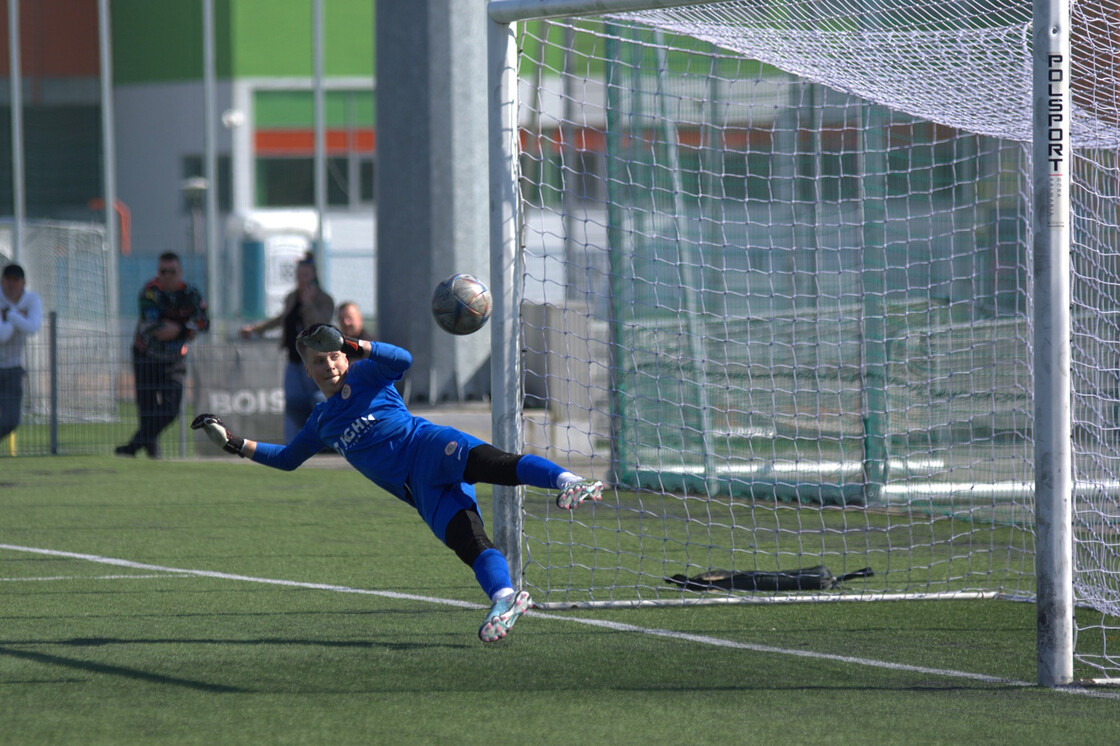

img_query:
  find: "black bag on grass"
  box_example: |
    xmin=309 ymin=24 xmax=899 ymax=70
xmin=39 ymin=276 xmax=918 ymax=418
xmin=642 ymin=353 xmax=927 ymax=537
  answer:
xmin=665 ymin=566 xmax=873 ymax=592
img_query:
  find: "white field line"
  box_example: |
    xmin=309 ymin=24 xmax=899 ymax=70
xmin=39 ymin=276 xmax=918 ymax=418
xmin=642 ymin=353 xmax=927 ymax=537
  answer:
xmin=0 ymin=574 xmax=179 ymax=582
xmin=3 ymin=542 xmax=1118 ymax=700
xmin=0 ymin=543 xmax=483 ymax=610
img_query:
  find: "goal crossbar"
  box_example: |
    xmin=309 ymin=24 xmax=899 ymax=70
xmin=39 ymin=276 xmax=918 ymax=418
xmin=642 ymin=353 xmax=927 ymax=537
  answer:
xmin=489 ymin=0 xmax=711 ymax=24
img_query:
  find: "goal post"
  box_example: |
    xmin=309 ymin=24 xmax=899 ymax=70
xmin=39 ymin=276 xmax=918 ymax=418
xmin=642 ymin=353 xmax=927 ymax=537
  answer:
xmin=487 ymin=13 xmax=526 ymax=584
xmin=486 ymin=0 xmax=1116 ymax=686
xmin=1031 ymin=0 xmax=1073 ymax=688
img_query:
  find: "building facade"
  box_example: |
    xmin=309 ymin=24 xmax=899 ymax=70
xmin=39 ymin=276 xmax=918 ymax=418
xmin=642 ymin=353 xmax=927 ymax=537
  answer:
xmin=1 ymin=0 xmax=378 ymax=322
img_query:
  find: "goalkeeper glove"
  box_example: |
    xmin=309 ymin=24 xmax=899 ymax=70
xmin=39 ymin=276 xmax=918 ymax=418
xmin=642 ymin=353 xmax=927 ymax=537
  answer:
xmin=190 ymin=414 xmax=246 ymax=457
xmin=299 ymin=323 xmax=362 ymax=359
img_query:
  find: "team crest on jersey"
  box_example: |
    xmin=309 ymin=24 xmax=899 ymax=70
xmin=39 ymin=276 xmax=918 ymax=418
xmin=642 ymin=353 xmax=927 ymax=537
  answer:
xmin=444 ymin=440 xmax=458 ymax=456
xmin=341 ymin=384 xmax=351 ymax=399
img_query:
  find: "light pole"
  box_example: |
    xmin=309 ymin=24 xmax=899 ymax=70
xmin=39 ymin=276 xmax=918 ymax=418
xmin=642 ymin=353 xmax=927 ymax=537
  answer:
xmin=180 ymin=176 xmax=210 ymax=458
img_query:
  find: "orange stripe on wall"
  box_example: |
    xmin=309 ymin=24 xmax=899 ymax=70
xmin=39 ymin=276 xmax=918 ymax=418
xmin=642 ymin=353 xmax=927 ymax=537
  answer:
xmin=518 ymin=127 xmax=768 ymax=152
xmin=255 ymin=129 xmax=376 ymax=155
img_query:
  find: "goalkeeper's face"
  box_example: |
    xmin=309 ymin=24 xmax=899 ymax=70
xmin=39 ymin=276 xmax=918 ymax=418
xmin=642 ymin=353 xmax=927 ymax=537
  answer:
xmin=302 ymin=349 xmax=350 ymax=395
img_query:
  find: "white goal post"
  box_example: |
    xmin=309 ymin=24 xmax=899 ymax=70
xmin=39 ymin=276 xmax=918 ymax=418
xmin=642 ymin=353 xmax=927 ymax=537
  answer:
xmin=1031 ymin=0 xmax=1073 ymax=689
xmin=486 ymin=0 xmax=1118 ymax=687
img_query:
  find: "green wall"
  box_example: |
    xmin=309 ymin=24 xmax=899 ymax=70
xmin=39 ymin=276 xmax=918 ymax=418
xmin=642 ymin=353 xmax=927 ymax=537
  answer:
xmin=231 ymin=0 xmax=374 ymax=78
xmin=113 ymin=0 xmax=374 ymax=84
xmin=254 ymin=90 xmax=374 ymax=129
xmin=112 ymin=0 xmax=229 ymax=83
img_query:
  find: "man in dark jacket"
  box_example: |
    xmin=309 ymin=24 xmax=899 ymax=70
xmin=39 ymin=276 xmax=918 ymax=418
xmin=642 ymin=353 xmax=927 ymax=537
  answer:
xmin=116 ymin=252 xmax=209 ymax=458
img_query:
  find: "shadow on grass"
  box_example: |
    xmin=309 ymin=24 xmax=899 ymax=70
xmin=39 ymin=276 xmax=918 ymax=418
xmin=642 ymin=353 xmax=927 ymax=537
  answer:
xmin=0 ymin=631 xmax=475 ymax=696
xmin=2 ymin=635 xmax=461 ymax=652
xmin=0 ymin=645 xmax=247 ymax=693
xmin=56 ymin=636 xmax=442 ymax=650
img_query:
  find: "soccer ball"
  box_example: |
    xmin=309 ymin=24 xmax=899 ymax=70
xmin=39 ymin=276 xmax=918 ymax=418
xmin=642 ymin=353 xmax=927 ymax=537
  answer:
xmin=431 ymin=273 xmax=492 ymax=335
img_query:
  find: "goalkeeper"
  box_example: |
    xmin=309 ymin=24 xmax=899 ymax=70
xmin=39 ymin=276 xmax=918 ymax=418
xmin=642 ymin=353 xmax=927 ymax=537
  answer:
xmin=191 ymin=323 xmax=602 ymax=643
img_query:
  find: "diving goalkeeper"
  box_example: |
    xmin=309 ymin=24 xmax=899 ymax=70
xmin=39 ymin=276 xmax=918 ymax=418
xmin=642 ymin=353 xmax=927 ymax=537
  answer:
xmin=191 ymin=323 xmax=602 ymax=643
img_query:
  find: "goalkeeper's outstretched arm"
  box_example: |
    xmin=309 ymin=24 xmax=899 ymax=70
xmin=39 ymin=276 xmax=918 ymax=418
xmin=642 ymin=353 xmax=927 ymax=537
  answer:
xmin=190 ymin=414 xmax=259 ymax=458
xmin=192 ymin=413 xmax=324 ymax=471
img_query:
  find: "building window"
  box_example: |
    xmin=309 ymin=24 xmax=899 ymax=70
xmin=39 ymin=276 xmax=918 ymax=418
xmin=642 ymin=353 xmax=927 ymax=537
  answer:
xmin=255 ymin=156 xmax=370 ymax=208
xmin=252 ymin=88 xmax=375 ymax=210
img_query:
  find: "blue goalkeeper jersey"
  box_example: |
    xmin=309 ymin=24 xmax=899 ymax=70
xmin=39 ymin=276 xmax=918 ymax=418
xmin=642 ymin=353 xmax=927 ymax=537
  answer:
xmin=250 ymin=341 xmax=484 ymax=536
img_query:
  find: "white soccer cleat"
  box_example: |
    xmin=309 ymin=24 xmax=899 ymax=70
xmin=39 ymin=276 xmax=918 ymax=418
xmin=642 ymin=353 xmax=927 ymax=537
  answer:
xmin=478 ymin=590 xmax=531 ymax=643
xmin=556 ymin=479 xmax=604 ymax=510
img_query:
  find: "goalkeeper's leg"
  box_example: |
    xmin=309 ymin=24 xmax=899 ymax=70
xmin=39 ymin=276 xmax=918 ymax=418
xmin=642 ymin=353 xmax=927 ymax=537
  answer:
xmin=463 ymin=444 xmax=603 ymax=510
xmin=444 ymin=508 xmax=531 ymax=642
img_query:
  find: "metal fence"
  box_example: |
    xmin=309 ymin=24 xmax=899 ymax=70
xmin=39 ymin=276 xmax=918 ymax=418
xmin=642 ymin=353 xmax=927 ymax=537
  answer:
xmin=6 ymin=322 xmax=292 ymax=458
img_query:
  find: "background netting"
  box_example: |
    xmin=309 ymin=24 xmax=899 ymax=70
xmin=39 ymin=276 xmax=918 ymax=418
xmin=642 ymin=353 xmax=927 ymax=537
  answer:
xmin=507 ymin=1 xmax=1120 ymax=680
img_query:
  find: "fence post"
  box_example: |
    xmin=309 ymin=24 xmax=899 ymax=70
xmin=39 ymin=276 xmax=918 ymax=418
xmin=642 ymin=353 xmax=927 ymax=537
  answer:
xmin=49 ymin=311 xmax=58 ymax=454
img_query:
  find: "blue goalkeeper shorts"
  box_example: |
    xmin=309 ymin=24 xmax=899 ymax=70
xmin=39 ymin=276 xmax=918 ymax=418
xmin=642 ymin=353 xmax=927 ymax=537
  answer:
xmin=407 ymin=423 xmax=486 ymax=542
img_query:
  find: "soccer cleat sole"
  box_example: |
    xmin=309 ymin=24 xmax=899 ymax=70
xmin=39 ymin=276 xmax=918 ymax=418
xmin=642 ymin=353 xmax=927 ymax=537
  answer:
xmin=556 ymin=480 xmax=604 ymax=510
xmin=478 ymin=590 xmax=531 ymax=643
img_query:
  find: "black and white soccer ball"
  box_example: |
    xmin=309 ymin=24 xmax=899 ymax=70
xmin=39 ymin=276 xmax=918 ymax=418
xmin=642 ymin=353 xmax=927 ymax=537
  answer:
xmin=431 ymin=273 xmax=492 ymax=335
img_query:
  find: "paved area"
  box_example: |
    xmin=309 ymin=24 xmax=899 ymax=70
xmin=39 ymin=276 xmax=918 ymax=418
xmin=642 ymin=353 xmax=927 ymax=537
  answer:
xmin=299 ymin=401 xmax=602 ymax=480
xmin=297 ymin=402 xmax=491 ymax=469
xmin=314 ymin=401 xmax=600 ymax=477
xmin=410 ymin=402 xmax=494 ymax=442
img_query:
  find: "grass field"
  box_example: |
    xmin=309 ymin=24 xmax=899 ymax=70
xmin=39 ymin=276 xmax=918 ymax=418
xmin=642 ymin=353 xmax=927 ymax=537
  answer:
xmin=2 ymin=455 xmax=1119 ymax=744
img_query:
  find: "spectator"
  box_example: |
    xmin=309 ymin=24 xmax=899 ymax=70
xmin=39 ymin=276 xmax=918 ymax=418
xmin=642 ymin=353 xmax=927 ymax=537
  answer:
xmin=0 ymin=263 xmax=44 ymax=444
xmin=336 ymin=301 xmax=370 ymax=340
xmin=116 ymin=252 xmax=209 ymax=458
xmin=240 ymin=251 xmax=334 ymax=440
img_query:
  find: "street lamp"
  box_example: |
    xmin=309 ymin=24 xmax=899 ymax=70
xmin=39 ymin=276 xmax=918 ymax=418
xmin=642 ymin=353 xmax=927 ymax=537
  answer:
xmin=182 ymin=176 xmax=209 ymax=257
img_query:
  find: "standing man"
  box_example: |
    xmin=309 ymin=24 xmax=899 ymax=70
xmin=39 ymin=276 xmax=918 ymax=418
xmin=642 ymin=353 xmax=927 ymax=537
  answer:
xmin=116 ymin=252 xmax=209 ymax=458
xmin=0 ymin=263 xmax=43 ymax=444
xmin=336 ymin=301 xmax=370 ymax=340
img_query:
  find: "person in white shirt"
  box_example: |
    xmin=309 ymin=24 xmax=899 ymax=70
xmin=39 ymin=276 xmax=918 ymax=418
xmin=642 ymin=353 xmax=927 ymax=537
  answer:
xmin=0 ymin=263 xmax=44 ymax=442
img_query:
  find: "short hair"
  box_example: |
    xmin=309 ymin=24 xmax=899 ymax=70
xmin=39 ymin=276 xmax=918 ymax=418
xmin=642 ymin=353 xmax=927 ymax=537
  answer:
xmin=295 ymin=326 xmax=325 ymax=364
xmin=158 ymin=251 xmax=181 ymax=265
xmin=2 ymin=263 xmax=25 ymax=280
xmin=295 ymin=324 xmax=347 ymax=365
xmin=295 ymin=334 xmax=312 ymax=363
xmin=337 ymin=301 xmax=359 ymax=315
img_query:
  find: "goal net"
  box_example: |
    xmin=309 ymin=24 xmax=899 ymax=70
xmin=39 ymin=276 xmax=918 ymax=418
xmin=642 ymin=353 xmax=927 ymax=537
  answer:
xmin=491 ymin=0 xmax=1120 ymax=682
xmin=1 ymin=221 xmax=119 ymax=453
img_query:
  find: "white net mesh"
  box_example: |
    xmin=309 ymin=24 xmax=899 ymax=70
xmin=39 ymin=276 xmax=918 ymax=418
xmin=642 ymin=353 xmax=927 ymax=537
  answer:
xmin=1 ymin=222 xmax=119 ymax=436
xmin=505 ymin=0 xmax=1120 ymax=680
xmin=610 ymin=1 xmax=1120 ymax=147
